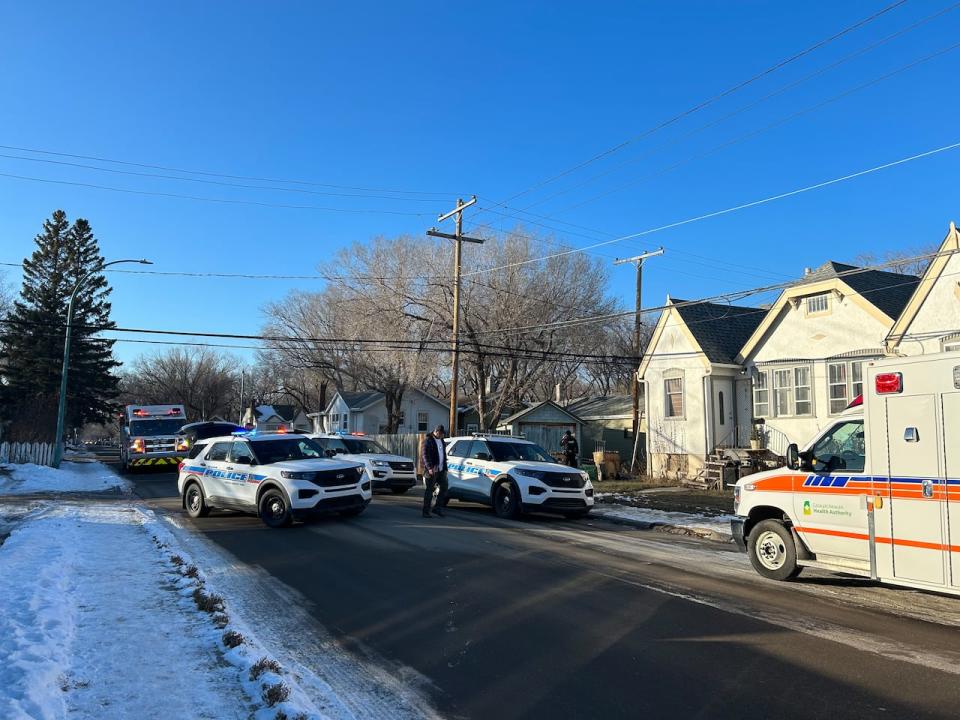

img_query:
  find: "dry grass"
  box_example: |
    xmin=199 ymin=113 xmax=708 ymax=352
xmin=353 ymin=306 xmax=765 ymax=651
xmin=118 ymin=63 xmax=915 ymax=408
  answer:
xmin=183 ymin=564 xmax=200 ymax=579
xmin=212 ymin=613 xmax=230 ymax=629
xmin=250 ymin=657 xmax=283 ymax=681
xmin=192 ymin=588 xmax=225 ymax=614
xmin=222 ymin=630 xmax=244 ymax=648
xmin=170 ymin=554 xmax=185 ymax=566
xmin=261 ymin=682 xmax=290 ymax=707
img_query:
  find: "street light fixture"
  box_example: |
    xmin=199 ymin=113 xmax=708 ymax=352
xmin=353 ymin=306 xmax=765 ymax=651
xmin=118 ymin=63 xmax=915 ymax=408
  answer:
xmin=52 ymin=258 xmax=153 ymax=467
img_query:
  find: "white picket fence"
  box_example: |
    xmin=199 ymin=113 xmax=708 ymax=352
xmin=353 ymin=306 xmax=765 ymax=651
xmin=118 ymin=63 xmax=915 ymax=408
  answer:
xmin=0 ymin=441 xmax=56 ymax=466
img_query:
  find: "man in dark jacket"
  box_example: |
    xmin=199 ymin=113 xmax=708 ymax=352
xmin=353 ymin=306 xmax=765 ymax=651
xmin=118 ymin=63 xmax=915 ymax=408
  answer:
xmin=560 ymin=430 xmax=579 ymax=468
xmin=421 ymin=425 xmax=448 ymax=517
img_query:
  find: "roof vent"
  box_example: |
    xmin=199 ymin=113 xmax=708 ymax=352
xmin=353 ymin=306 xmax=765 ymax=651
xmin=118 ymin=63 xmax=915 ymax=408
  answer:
xmin=803 ymin=267 xmax=812 ymax=276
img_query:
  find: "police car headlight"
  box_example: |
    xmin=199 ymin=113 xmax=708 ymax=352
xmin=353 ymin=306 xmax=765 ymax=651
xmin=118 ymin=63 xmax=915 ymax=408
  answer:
xmin=371 ymin=460 xmax=390 ymax=467
xmin=515 ymin=469 xmax=546 ymax=480
xmin=281 ymin=471 xmax=317 ymax=480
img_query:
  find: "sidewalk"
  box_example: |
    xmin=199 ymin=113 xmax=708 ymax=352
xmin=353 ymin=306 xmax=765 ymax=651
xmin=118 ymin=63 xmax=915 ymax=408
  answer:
xmin=0 ymin=463 xmax=330 ymax=720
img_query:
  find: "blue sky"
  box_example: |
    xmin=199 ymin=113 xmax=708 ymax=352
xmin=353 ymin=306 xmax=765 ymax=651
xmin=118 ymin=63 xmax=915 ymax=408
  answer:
xmin=1 ymin=1 xmax=958 ymax=364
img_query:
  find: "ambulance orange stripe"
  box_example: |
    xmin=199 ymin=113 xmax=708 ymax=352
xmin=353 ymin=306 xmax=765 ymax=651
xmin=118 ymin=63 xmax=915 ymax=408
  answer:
xmin=794 ymin=525 xmax=960 ymax=553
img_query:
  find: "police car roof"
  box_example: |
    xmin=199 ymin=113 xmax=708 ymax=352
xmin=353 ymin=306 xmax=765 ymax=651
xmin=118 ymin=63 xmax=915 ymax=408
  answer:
xmin=205 ymin=432 xmax=310 ymax=442
xmin=449 ymin=434 xmax=532 ymax=443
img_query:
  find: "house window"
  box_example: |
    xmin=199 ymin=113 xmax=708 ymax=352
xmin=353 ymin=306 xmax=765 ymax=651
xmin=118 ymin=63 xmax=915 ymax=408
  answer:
xmin=753 ymin=371 xmax=769 ymax=418
xmin=417 ymin=411 xmax=429 ymax=432
xmin=398 ymin=410 xmax=406 ymax=428
xmin=828 ymin=360 xmax=864 ymax=414
xmin=942 ymin=335 xmax=960 ymax=352
xmin=664 ymin=377 xmax=684 ymax=418
xmin=805 ymin=293 xmax=830 ymax=315
xmin=718 ymin=392 xmax=725 ymax=425
xmin=467 ymin=423 xmax=478 ymax=433
xmin=341 ymin=413 xmax=348 ymax=431
xmin=773 ymin=365 xmax=812 ymax=417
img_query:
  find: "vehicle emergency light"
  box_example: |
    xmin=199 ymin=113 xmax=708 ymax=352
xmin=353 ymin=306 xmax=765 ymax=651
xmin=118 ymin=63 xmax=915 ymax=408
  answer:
xmin=277 ymin=425 xmax=288 ymax=434
xmin=875 ymin=372 xmax=903 ymax=395
xmin=133 ymin=408 xmax=147 ymax=416
xmin=167 ymin=408 xmax=182 ymax=415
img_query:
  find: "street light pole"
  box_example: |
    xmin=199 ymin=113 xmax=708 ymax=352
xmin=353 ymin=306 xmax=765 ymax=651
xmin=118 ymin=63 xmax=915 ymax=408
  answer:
xmin=52 ymin=258 xmax=152 ymax=467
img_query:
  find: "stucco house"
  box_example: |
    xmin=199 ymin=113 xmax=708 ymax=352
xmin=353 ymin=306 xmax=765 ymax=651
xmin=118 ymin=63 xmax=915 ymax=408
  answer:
xmin=639 ymin=299 xmax=764 ymax=480
xmin=885 ymin=222 xmax=960 ymax=355
xmin=311 ymin=389 xmax=449 ymax=435
xmin=637 ymin=229 xmax=960 ymax=481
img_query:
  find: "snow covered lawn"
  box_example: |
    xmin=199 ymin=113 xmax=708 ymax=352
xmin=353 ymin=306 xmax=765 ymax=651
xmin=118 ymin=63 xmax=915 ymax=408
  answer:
xmin=0 ymin=461 xmax=131 ymax=496
xmin=591 ymin=504 xmax=736 ymax=542
xmin=0 ymin=501 xmax=322 ymax=719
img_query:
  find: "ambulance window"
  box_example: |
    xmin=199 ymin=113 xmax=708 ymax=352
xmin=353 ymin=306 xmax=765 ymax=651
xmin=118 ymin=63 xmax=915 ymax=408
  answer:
xmin=812 ymin=420 xmax=865 ymax=473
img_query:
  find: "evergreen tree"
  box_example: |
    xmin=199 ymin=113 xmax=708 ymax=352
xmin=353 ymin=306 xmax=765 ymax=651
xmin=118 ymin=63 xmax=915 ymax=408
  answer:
xmin=0 ymin=210 xmax=120 ymax=441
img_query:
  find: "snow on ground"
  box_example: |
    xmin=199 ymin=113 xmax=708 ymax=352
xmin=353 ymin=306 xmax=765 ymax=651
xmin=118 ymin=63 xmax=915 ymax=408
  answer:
xmin=0 ymin=461 xmax=131 ymax=496
xmin=0 ymin=500 xmax=325 ymax=719
xmin=591 ymin=504 xmax=736 ymax=541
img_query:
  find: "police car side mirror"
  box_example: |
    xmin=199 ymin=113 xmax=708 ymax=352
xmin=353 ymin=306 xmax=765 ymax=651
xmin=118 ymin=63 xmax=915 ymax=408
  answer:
xmin=785 ymin=443 xmax=800 ymax=470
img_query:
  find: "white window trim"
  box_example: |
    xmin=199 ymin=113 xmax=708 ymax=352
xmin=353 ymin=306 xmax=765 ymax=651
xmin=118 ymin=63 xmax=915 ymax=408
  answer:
xmin=417 ymin=411 xmax=429 ymax=432
xmin=804 ymin=292 xmax=831 ymax=317
xmin=827 ymin=360 xmax=865 ymax=415
xmin=771 ymin=364 xmax=814 ymax=418
xmin=942 ymin=334 xmax=960 ymax=352
xmin=663 ymin=371 xmax=685 ymax=420
xmin=752 ymin=370 xmax=769 ymax=419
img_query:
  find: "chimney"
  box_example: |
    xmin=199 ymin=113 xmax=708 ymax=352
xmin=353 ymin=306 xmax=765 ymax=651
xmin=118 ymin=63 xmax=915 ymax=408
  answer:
xmin=554 ymin=383 xmax=562 ymax=404
xmin=803 ymin=267 xmax=812 ymax=276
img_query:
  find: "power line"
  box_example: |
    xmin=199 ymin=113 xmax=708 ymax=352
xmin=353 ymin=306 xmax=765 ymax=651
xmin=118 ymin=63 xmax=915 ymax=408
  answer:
xmin=0 ymin=152 xmax=445 ymax=203
xmin=0 ymin=172 xmax=434 ymax=216
xmin=467 ymin=0 xmax=910 ymax=227
xmin=0 ymin=144 xmax=459 ymax=196
xmin=460 ymin=139 xmax=960 ymax=279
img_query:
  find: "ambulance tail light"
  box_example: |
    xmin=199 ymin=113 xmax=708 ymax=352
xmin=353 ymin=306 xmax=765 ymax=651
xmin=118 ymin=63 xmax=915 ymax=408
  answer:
xmin=875 ymin=372 xmax=903 ymax=395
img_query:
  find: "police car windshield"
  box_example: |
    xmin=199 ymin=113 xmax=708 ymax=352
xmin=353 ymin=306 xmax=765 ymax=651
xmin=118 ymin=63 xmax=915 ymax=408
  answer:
xmin=250 ymin=438 xmax=325 ymax=464
xmin=489 ymin=441 xmax=554 ymax=463
xmin=129 ymin=419 xmax=184 ymax=436
xmin=341 ymin=438 xmax=389 ymax=454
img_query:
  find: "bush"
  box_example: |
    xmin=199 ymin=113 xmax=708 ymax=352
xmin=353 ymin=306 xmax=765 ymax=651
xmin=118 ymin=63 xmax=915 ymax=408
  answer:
xmin=262 ymin=682 xmax=290 ymax=707
xmin=183 ymin=564 xmax=200 ymax=579
xmin=192 ymin=588 xmax=225 ymax=614
xmin=250 ymin=657 xmax=282 ymax=680
xmin=170 ymin=555 xmax=185 ymax=566
xmin=222 ymin=630 xmax=244 ymax=648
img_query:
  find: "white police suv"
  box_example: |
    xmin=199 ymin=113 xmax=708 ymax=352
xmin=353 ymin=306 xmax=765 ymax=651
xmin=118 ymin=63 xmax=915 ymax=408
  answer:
xmin=309 ymin=433 xmax=418 ymax=494
xmin=445 ymin=434 xmax=594 ymax=519
xmin=177 ymin=432 xmax=371 ymax=528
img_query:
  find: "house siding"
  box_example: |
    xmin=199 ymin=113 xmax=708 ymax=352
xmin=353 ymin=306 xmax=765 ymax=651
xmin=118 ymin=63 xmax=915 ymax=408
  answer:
xmin=642 ymin=313 xmax=709 ymax=480
xmin=893 ymin=251 xmax=960 ymax=355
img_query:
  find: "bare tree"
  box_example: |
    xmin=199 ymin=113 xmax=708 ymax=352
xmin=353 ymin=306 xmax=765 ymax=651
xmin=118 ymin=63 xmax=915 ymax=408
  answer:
xmin=854 ymin=244 xmax=938 ymax=276
xmin=120 ymin=347 xmax=239 ymax=421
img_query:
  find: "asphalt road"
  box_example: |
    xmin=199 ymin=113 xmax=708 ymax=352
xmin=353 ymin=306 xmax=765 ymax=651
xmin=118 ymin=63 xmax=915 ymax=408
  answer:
xmin=130 ymin=468 xmax=960 ymax=720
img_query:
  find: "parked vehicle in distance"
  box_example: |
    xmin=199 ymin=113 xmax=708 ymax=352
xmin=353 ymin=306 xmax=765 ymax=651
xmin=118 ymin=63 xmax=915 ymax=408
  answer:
xmin=445 ymin=434 xmax=594 ymax=519
xmin=177 ymin=432 xmax=371 ymax=528
xmin=309 ymin=432 xmax=418 ymax=494
xmin=120 ymin=404 xmax=188 ymax=472
xmin=176 ymin=421 xmax=244 ymax=454
xmin=733 ymin=352 xmax=960 ymax=596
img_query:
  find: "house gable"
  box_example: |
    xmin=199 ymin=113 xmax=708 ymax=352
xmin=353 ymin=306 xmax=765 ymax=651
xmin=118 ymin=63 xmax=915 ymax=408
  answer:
xmin=638 ymin=299 xmax=710 ymax=379
xmin=886 ymin=222 xmax=960 ymax=353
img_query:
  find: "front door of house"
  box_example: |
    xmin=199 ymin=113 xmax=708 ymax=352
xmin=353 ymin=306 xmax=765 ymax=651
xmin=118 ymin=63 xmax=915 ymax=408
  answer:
xmin=713 ymin=378 xmax=735 ymax=448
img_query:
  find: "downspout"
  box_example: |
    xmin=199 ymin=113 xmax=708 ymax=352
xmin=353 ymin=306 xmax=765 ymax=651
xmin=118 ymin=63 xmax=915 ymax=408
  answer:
xmin=703 ymin=374 xmax=713 ymax=463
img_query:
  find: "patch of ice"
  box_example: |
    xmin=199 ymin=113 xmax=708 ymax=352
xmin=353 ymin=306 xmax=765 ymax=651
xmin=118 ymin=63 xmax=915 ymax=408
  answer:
xmin=592 ymin=504 xmax=735 ymax=540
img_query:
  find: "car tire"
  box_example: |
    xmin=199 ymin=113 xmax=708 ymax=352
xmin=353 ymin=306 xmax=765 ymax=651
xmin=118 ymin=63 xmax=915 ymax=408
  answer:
xmin=390 ymin=487 xmax=409 ymax=495
xmin=493 ymin=479 xmax=521 ymax=519
xmin=340 ymin=506 xmax=366 ymax=518
xmin=565 ymin=510 xmax=590 ymax=520
xmin=259 ymin=489 xmax=293 ymax=528
xmin=184 ymin=481 xmax=211 ymax=518
xmin=748 ymin=519 xmax=802 ymax=581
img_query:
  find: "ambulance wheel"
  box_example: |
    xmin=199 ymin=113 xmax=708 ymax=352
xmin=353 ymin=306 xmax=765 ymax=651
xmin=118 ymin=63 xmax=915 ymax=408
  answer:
xmin=184 ymin=482 xmax=210 ymax=518
xmin=259 ymin=489 xmax=292 ymax=528
xmin=748 ymin=519 xmax=801 ymax=581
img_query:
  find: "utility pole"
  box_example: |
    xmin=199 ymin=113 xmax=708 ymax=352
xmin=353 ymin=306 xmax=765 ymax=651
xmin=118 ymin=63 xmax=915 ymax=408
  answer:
xmin=614 ymin=247 xmax=663 ymax=473
xmin=427 ymin=196 xmax=484 ymax=434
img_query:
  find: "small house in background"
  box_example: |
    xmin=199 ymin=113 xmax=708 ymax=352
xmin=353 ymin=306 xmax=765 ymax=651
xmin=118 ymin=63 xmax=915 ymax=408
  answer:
xmin=242 ymin=404 xmax=312 ymax=433
xmin=565 ymin=394 xmax=641 ymax=460
xmin=311 ymin=389 xmax=448 ymax=435
xmin=495 ymin=400 xmax=583 ymax=455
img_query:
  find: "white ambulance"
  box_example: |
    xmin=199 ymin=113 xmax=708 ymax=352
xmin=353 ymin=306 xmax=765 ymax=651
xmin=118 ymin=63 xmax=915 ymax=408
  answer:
xmin=732 ymin=352 xmax=960 ymax=596
xmin=120 ymin=404 xmax=188 ymax=472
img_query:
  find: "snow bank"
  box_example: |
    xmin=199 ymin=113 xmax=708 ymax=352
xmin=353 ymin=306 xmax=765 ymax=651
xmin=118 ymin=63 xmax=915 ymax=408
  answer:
xmin=0 ymin=461 xmax=131 ymax=495
xmin=592 ymin=504 xmax=735 ymax=541
xmin=0 ymin=502 xmax=324 ymax=719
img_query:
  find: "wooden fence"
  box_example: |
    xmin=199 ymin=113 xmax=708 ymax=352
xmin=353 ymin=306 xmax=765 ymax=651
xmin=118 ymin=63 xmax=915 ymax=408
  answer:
xmin=367 ymin=432 xmax=424 ymax=467
xmin=0 ymin=441 xmax=56 ymax=466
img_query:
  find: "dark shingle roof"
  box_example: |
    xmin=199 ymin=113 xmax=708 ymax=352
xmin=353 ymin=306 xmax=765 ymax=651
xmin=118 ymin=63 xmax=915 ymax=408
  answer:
xmin=670 ymin=299 xmax=764 ymax=364
xmin=565 ymin=395 xmax=634 ymax=418
xmin=804 ymin=261 xmax=919 ymax=320
xmin=339 ymin=390 xmax=384 ymax=409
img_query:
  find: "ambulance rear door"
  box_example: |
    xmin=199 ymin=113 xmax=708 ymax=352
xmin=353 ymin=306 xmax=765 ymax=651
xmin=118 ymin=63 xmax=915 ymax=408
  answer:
xmin=943 ymin=389 xmax=960 ymax=588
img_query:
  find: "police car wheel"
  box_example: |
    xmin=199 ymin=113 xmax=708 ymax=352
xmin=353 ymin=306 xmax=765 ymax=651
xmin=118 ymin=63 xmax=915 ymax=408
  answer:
xmin=185 ymin=482 xmax=210 ymax=518
xmin=259 ymin=489 xmax=292 ymax=528
xmin=749 ymin=519 xmax=801 ymax=581
xmin=493 ymin=480 xmax=520 ymax=519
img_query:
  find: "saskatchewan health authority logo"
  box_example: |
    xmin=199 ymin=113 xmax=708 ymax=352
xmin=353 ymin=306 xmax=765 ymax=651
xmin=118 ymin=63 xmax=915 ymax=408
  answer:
xmin=803 ymin=500 xmax=812 ymax=516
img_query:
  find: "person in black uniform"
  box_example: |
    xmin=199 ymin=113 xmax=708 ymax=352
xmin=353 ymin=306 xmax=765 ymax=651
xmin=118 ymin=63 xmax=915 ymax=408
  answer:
xmin=560 ymin=430 xmax=579 ymax=468
xmin=421 ymin=425 xmax=448 ymax=517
